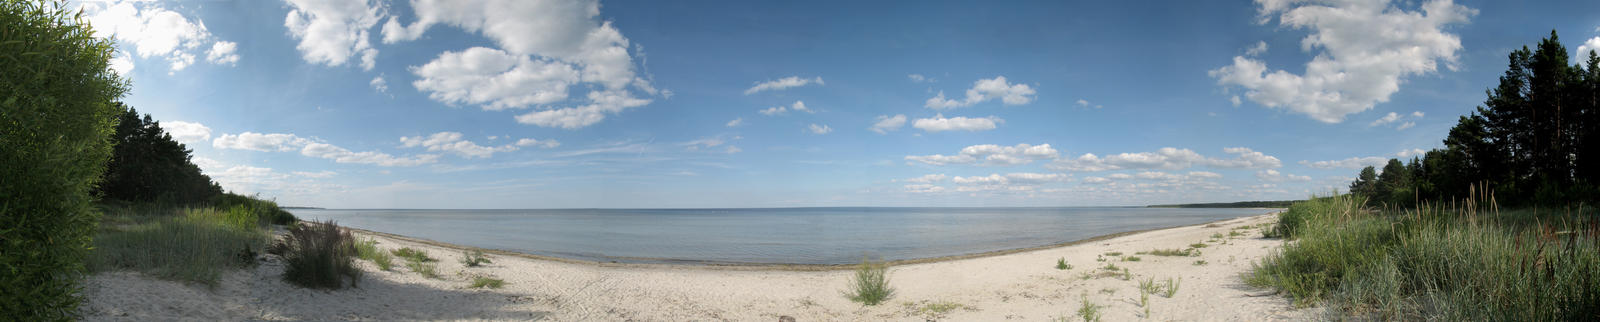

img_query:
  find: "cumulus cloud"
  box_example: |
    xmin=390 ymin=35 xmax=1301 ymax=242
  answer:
xmin=758 ymin=101 xmax=812 ymax=116
xmin=912 ymin=114 xmax=1003 ymax=132
xmin=514 ymin=138 xmax=560 ymax=149
xmin=283 ymin=0 xmax=383 ymax=70
xmin=743 ymin=76 xmax=824 ymax=95
xmin=164 ymin=121 xmax=212 ymax=144
xmin=907 ymin=74 xmax=934 ymax=83
xmin=1246 ymin=40 xmax=1269 ymax=56
xmin=391 ymin=0 xmax=659 ymax=128
xmin=1299 ymin=156 xmax=1390 ymax=169
xmin=726 ymin=117 xmax=743 ymax=127
xmin=902 ymin=174 xmax=948 ymax=184
xmin=869 ymin=114 xmax=907 ymax=134
xmin=214 ymin=132 xmax=438 ymax=166
xmin=292 ymin=171 xmax=338 ymax=178
xmin=400 ymin=132 xmax=523 ymax=158
xmin=1257 ymin=169 xmax=1312 ymax=182
xmin=906 ymin=143 xmax=1057 ymax=166
xmin=82 ymin=1 xmax=239 ymax=73
xmin=924 ymin=76 xmax=1037 ymax=109
xmin=1048 ymin=147 xmax=1280 ymax=171
xmin=1369 ymin=110 xmax=1424 ymax=130
xmin=807 ymin=124 xmax=833 ymax=135
xmin=1210 ymin=0 xmax=1475 ymax=123
xmin=1396 ymin=148 xmax=1426 ymax=158
xmin=370 ymin=75 xmax=388 ymax=93
xmin=1579 ymin=36 xmax=1600 ymax=59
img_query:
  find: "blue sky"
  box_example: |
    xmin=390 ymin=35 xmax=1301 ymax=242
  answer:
xmin=78 ymin=0 xmax=1600 ymax=208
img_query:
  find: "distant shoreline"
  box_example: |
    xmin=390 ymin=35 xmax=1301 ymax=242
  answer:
xmin=341 ymin=209 xmax=1282 ymax=271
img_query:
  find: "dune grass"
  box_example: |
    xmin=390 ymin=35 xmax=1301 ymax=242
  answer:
xmin=461 ymin=250 xmax=492 ymax=267
xmin=1144 ymin=248 xmax=1195 ymax=257
xmin=469 ymin=276 xmax=505 ymax=289
xmin=1247 ymin=193 xmax=1600 ymax=320
xmin=391 ymin=247 xmax=435 ymax=263
xmin=353 ymin=238 xmax=394 ymax=271
xmin=278 ymin=220 xmax=361 ymax=289
xmin=1055 ymin=257 xmax=1072 ymax=270
xmin=88 ymin=207 xmax=267 ymax=287
xmin=1076 ymin=296 xmax=1102 ymax=322
xmin=844 ymin=257 xmax=894 ymax=306
xmin=1122 ymin=256 xmax=1141 ymax=262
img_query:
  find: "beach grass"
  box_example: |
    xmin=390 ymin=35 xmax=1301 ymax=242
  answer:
xmin=461 ymin=250 xmax=492 ymax=267
xmin=1076 ymin=296 xmax=1102 ymax=322
xmin=1162 ymin=277 xmax=1181 ymax=298
xmin=353 ymin=238 xmax=394 ymax=271
xmin=1123 ymin=256 xmax=1141 ymax=262
xmin=279 ymin=220 xmax=361 ymax=289
xmin=88 ymin=207 xmax=267 ymax=287
xmin=1246 ymin=194 xmax=1600 ymax=320
xmin=1145 ymin=248 xmax=1196 ymax=257
xmin=844 ymin=257 xmax=894 ymax=306
xmin=469 ymin=276 xmax=505 ymax=289
xmin=392 ymin=247 xmax=435 ymax=263
xmin=1055 ymin=257 xmax=1071 ymax=270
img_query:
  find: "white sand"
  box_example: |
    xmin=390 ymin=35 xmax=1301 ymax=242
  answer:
xmin=80 ymin=212 xmax=1313 ymax=321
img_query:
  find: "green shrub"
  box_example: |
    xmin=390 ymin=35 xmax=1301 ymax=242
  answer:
xmin=211 ymin=193 xmax=297 ymax=225
xmin=87 ymin=208 xmax=266 ymax=286
xmin=0 ymin=1 xmax=131 ymax=318
xmin=1055 ymin=257 xmax=1071 ymax=270
xmin=279 ymin=221 xmax=360 ymax=289
xmin=461 ymin=250 xmax=492 ymax=267
xmin=845 ymin=257 xmax=894 ymax=306
xmin=470 ymin=276 xmax=505 ymax=289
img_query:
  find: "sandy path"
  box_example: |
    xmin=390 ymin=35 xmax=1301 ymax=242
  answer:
xmin=80 ymin=212 xmax=1311 ymax=321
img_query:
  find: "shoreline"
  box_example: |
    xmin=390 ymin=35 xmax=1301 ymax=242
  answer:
xmin=344 ymin=209 xmax=1283 ymax=271
xmin=81 ymin=210 xmax=1309 ymax=321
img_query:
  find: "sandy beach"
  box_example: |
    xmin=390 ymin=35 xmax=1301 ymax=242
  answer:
xmin=79 ymin=212 xmax=1311 ymax=321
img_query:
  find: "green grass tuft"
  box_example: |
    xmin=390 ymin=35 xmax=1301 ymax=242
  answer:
xmin=845 ymin=257 xmax=894 ymax=306
xmin=469 ymin=276 xmax=505 ymax=289
xmin=461 ymin=250 xmax=492 ymax=267
xmin=391 ymin=247 xmax=435 ymax=263
xmin=1123 ymin=256 xmax=1141 ymax=262
xmin=278 ymin=220 xmax=360 ymax=289
xmin=1076 ymin=296 xmax=1102 ymax=322
xmin=1055 ymin=257 xmax=1071 ymax=270
xmin=353 ymin=238 xmax=393 ymax=271
xmin=88 ymin=207 xmax=267 ymax=287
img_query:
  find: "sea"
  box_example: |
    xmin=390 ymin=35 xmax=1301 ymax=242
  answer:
xmin=290 ymin=207 xmax=1276 ymax=265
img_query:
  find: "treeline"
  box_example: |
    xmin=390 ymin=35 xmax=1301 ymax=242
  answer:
xmin=1348 ymin=31 xmax=1600 ymax=207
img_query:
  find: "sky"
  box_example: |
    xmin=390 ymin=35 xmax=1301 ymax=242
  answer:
xmin=74 ymin=0 xmax=1600 ymax=209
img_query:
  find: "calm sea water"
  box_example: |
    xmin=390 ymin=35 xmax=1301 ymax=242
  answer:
xmin=290 ymin=207 xmax=1275 ymax=265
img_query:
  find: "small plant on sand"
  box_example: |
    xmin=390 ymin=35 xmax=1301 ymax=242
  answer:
xmin=1123 ymin=256 xmax=1141 ymax=262
xmin=391 ymin=247 xmax=435 ymax=262
xmin=1162 ymin=277 xmax=1181 ymax=298
xmin=845 ymin=257 xmax=894 ymax=306
xmin=1229 ymin=230 xmax=1245 ymax=237
xmin=1099 ymin=263 xmax=1120 ymax=271
xmin=1188 ymin=243 xmax=1208 ymax=249
xmin=1192 ymin=260 xmax=1208 ymax=266
xmin=1120 ymin=268 xmax=1132 ymax=281
xmin=909 ymin=300 xmax=971 ymax=319
xmin=1211 ymin=233 xmax=1225 ymax=239
xmin=469 ymin=276 xmax=505 ymax=289
xmin=406 ymin=260 xmax=440 ymax=279
xmin=1145 ymin=248 xmax=1193 ymax=257
xmin=1104 ymin=251 xmax=1123 ymax=256
xmin=279 ymin=220 xmax=360 ymax=289
xmin=1055 ymin=257 xmax=1072 ymax=270
xmin=1077 ymin=296 xmax=1103 ymax=322
xmin=461 ymin=250 xmax=492 ymax=267
xmin=353 ymin=238 xmax=394 ymax=271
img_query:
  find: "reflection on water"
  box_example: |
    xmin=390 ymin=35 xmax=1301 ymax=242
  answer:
xmin=292 ymin=207 xmax=1273 ymax=265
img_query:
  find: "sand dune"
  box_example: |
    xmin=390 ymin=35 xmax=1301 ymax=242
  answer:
xmin=80 ymin=212 xmax=1311 ymax=321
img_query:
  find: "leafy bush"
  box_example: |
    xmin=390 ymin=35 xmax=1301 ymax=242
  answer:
xmin=461 ymin=250 xmax=492 ymax=267
xmin=0 ymin=1 xmax=131 ymax=318
xmin=278 ymin=221 xmax=360 ymax=289
xmin=87 ymin=208 xmax=267 ymax=286
xmin=844 ymin=257 xmax=894 ymax=306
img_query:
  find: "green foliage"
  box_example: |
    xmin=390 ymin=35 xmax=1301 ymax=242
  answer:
xmin=1103 ymin=251 xmax=1122 ymax=256
xmin=1055 ymin=257 xmax=1071 ymax=270
xmin=469 ymin=276 xmax=505 ymax=289
xmin=1162 ymin=277 xmax=1181 ymax=298
xmin=211 ymin=193 xmax=297 ymax=226
xmin=87 ymin=208 xmax=267 ymax=286
xmin=461 ymin=250 xmax=492 ymax=267
xmin=353 ymin=239 xmax=393 ymax=271
xmin=406 ymin=260 xmax=440 ymax=279
xmin=97 ymin=104 xmax=221 ymax=204
xmin=0 ymin=1 xmax=131 ymax=318
xmin=279 ymin=221 xmax=360 ymax=289
xmin=844 ymin=257 xmax=894 ymax=306
xmin=1122 ymin=256 xmax=1141 ymax=262
xmin=392 ymin=247 xmax=434 ymax=263
xmin=1076 ymin=296 xmax=1102 ymax=322
xmin=1145 ymin=248 xmax=1196 ymax=256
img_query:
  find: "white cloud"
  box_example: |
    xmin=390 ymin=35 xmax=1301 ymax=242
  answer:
xmin=1396 ymin=148 xmax=1426 ymax=158
xmin=205 ymin=41 xmax=239 ymax=65
xmin=283 ymin=0 xmax=383 ymax=70
xmin=1369 ymin=110 xmax=1425 ymax=129
xmin=1578 ymin=36 xmax=1600 ymax=60
xmin=164 ymin=121 xmax=212 ymax=144
xmin=1230 ymin=95 xmax=1242 ymax=107
xmin=391 ymin=0 xmax=659 ymax=128
xmin=1049 ymin=147 xmax=1280 ymax=171
xmin=903 ymin=184 xmax=946 ymax=193
xmin=214 ymin=132 xmax=438 ymax=166
xmin=1188 ymin=171 xmax=1224 ymax=179
xmin=907 ymin=74 xmax=934 ymax=83
xmin=743 ymin=76 xmax=823 ymax=95
xmin=724 ymin=146 xmax=742 ymax=154
xmin=411 ymin=47 xmax=580 ymax=110
xmin=726 ymin=118 xmax=744 ymax=127
xmin=1412 ymin=111 xmax=1425 ymax=118
xmin=292 ymin=171 xmax=338 ymax=178
xmin=924 ymin=76 xmax=1036 ymax=109
xmin=1369 ymin=112 xmax=1402 ymax=126
xmin=81 ymin=1 xmax=238 ymax=73
xmin=682 ymin=136 xmax=737 ymax=151
xmin=1299 ymin=156 xmax=1390 ymax=169
xmin=902 ymin=174 xmax=948 ymax=184
xmin=515 ymin=138 xmax=561 ymax=149
xmin=912 ymin=114 xmax=1003 ymax=132
xmin=370 ymin=75 xmax=388 ymax=93
xmin=1246 ymin=40 xmax=1269 ymax=56
xmin=1396 ymin=122 xmax=1416 ymax=130
xmin=870 ymin=114 xmax=907 ymax=134
xmin=1210 ymin=0 xmax=1475 ymax=123
xmin=1257 ymin=169 xmax=1311 ymax=182
xmin=514 ymin=89 xmax=652 ymax=129
xmin=807 ymin=124 xmax=833 ymax=135
xmin=758 ymin=101 xmax=811 ymax=116
xmin=401 ymin=132 xmax=519 ymax=158
xmin=906 ymin=143 xmax=1057 ymax=166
